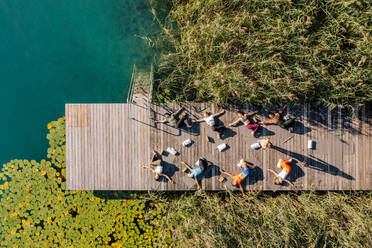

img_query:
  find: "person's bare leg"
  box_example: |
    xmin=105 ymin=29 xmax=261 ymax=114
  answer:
xmin=160 ymin=173 xmax=175 ymax=184
xmin=239 ymin=184 xmax=244 ymax=194
xmin=217 ymin=132 xmax=221 ymax=140
xmin=219 ymin=169 xmax=233 ymax=178
xmin=194 ymin=178 xmax=201 ymax=190
xmin=181 ymin=161 xmax=192 ymax=170
xmin=186 ymin=118 xmax=192 ymax=128
xmin=174 ymin=106 xmax=184 ymax=116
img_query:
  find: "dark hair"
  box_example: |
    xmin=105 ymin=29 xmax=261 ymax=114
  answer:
xmin=205 ymin=111 xmax=211 ymax=116
xmin=164 ymin=113 xmax=171 ymax=117
xmin=237 ymin=110 xmax=244 ymax=115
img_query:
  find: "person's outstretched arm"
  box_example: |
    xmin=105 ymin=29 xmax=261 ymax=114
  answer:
xmin=278 ymin=105 xmax=287 ymax=114
xmin=228 ymin=118 xmax=242 ymax=127
xmin=159 ymin=173 xmax=175 ymax=184
xmin=155 ymin=119 xmax=167 ymax=124
xmin=142 ymin=166 xmax=155 ymax=173
xmin=173 ymin=106 xmax=184 ymax=116
xmin=213 ymin=109 xmax=226 ymax=117
xmin=267 ymin=169 xmax=279 ymax=178
xmin=181 ymin=161 xmax=192 ymax=170
xmin=246 ymin=110 xmax=259 ymax=116
xmin=192 ymin=117 xmax=205 ymax=123
xmin=194 ymin=178 xmax=201 ymax=190
xmin=262 ymin=117 xmax=275 ymax=125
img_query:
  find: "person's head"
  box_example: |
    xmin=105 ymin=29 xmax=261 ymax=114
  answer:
xmin=237 ymin=110 xmax=244 ymax=117
xmin=187 ymin=173 xmax=194 ymax=178
xmin=154 ymin=174 xmax=160 ymax=180
xmin=263 ymin=138 xmax=272 ymax=149
xmin=241 ymin=160 xmax=252 ymax=170
xmin=273 ymin=177 xmax=283 ymax=185
xmin=231 ymin=180 xmax=237 ymax=186
xmin=268 ymin=113 xmax=275 ymax=118
xmin=164 ymin=113 xmax=171 ymax=118
xmin=204 ymin=111 xmax=212 ymax=117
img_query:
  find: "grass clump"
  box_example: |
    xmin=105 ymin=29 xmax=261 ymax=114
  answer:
xmin=153 ymin=0 xmax=371 ymax=108
xmin=155 ymin=191 xmax=372 ymax=247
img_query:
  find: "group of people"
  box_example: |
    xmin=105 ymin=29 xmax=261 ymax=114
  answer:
xmin=143 ymin=105 xmax=298 ymax=193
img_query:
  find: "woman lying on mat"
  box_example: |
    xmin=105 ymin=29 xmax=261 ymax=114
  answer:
xmin=142 ymin=150 xmax=175 ymax=184
xmin=181 ymin=158 xmax=210 ymax=190
xmin=192 ymin=109 xmax=226 ymax=139
xmin=155 ymin=106 xmax=192 ymax=128
xmin=267 ymin=159 xmax=295 ymax=187
xmin=219 ymin=160 xmax=256 ymax=194
xmin=228 ymin=110 xmax=259 ymax=127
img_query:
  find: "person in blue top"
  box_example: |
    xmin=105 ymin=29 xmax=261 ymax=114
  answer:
xmin=219 ymin=160 xmax=256 ymax=194
xmin=181 ymin=158 xmax=210 ymax=190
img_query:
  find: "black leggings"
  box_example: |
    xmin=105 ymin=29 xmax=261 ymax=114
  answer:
xmin=211 ymin=124 xmax=226 ymax=134
xmin=280 ymin=118 xmax=295 ymax=129
xmin=175 ymin=115 xmax=189 ymax=128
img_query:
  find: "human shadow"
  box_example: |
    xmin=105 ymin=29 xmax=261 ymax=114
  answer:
xmin=286 ymin=160 xmax=305 ymax=183
xmin=93 ymin=191 xmax=136 ymax=200
xmin=258 ymin=126 xmax=275 ymax=137
xmin=202 ymin=163 xmax=221 ymax=179
xmin=271 ymin=145 xmax=354 ymax=180
xmin=158 ymin=161 xmax=179 ymax=183
xmin=214 ymin=119 xmax=237 ymax=140
xmin=222 ymin=128 xmax=237 ymax=140
xmin=291 ymin=120 xmax=312 ymax=135
xmin=245 ymin=166 xmax=264 ymax=186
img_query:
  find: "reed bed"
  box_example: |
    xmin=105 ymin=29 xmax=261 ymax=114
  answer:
xmin=152 ymin=191 xmax=372 ymax=247
xmin=152 ymin=0 xmax=371 ymax=109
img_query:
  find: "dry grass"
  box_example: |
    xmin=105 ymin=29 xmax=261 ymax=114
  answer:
xmin=152 ymin=0 xmax=371 ymax=109
xmin=151 ymin=191 xmax=372 ymax=247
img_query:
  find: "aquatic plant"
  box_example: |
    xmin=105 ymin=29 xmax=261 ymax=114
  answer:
xmin=0 ymin=118 xmax=167 ymax=247
xmin=153 ymin=0 xmax=371 ymax=108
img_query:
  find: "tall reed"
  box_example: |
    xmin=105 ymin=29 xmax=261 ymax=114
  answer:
xmin=152 ymin=0 xmax=371 ymax=108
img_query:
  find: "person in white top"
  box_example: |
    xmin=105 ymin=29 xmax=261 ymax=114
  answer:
xmin=192 ymin=109 xmax=226 ymax=139
xmin=267 ymin=158 xmax=295 ymax=187
xmin=142 ymin=150 xmax=175 ymax=184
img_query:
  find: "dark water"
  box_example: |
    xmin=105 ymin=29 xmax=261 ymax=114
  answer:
xmin=0 ymin=0 xmax=157 ymax=163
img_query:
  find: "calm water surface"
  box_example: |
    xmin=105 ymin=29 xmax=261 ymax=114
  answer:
xmin=0 ymin=0 xmax=156 ymax=163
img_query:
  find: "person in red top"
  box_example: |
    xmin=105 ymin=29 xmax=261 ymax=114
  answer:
xmin=267 ymin=158 xmax=295 ymax=187
xmin=219 ymin=160 xmax=256 ymax=194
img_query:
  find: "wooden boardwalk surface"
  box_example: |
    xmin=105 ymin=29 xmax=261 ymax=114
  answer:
xmin=66 ymin=101 xmax=372 ymax=191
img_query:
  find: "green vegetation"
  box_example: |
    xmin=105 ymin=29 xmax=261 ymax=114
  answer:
xmin=0 ymin=118 xmax=169 ymax=248
xmin=153 ymin=0 xmax=371 ymax=108
xmin=1 ymin=119 xmax=371 ymax=247
xmin=157 ymin=191 xmax=372 ymax=247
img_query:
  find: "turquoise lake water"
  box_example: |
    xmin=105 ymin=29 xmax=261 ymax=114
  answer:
xmin=0 ymin=0 xmax=157 ymax=164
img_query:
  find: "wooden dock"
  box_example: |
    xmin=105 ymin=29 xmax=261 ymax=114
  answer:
xmin=66 ymin=101 xmax=372 ymax=191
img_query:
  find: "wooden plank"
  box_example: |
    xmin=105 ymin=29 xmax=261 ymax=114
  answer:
xmin=66 ymin=103 xmax=372 ymax=191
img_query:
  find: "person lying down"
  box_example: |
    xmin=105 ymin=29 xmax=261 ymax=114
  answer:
xmin=142 ymin=150 xmax=175 ymax=184
xmin=181 ymin=158 xmax=210 ymax=190
xmin=267 ymin=159 xmax=295 ymax=187
xmin=219 ymin=159 xmax=256 ymax=194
